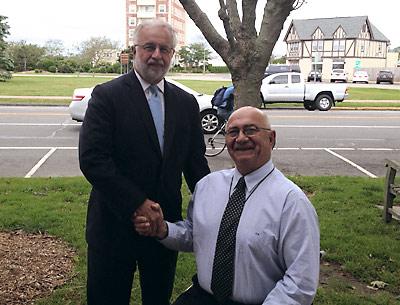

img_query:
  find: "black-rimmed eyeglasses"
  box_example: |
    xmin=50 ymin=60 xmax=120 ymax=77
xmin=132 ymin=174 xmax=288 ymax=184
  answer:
xmin=134 ymin=43 xmax=174 ymax=55
xmin=226 ymin=126 xmax=271 ymax=138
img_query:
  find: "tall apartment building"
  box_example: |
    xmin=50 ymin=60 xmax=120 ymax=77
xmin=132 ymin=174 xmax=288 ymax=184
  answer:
xmin=125 ymin=0 xmax=187 ymax=49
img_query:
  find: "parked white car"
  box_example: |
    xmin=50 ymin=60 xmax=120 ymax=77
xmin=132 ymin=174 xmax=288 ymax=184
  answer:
xmin=261 ymin=72 xmax=348 ymax=111
xmin=352 ymin=70 xmax=369 ymax=84
xmin=69 ymin=78 xmax=219 ymax=134
xmin=330 ymin=69 xmax=348 ymax=83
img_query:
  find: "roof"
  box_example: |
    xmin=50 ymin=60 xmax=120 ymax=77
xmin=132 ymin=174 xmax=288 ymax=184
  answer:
xmin=286 ymin=16 xmax=389 ymax=42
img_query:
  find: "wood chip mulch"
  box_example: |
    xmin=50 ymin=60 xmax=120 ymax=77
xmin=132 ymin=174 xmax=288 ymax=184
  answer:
xmin=0 ymin=230 xmax=76 ymax=305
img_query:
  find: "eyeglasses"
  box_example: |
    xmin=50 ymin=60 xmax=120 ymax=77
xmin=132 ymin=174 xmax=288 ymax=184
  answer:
xmin=226 ymin=125 xmax=271 ymax=138
xmin=134 ymin=43 xmax=174 ymax=55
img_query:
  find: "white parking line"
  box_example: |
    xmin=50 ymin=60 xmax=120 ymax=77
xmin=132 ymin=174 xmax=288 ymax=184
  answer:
xmin=324 ymin=148 xmax=378 ymax=178
xmin=0 ymin=147 xmax=77 ymax=149
xmin=25 ymin=148 xmax=57 ymax=178
xmin=274 ymin=125 xmax=400 ymax=129
xmin=0 ymin=123 xmax=80 ymax=126
xmin=0 ymin=146 xmax=396 ymax=179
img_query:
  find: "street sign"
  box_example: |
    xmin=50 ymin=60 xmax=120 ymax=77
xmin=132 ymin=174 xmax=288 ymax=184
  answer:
xmin=120 ymin=53 xmax=130 ymax=65
xmin=354 ymin=59 xmax=361 ymax=69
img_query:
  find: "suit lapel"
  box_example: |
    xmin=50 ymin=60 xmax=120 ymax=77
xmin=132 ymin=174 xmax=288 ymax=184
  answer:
xmin=124 ymin=71 xmax=162 ymax=156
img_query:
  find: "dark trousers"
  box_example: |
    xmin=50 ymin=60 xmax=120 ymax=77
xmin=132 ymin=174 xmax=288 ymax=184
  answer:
xmin=173 ymin=275 xmax=260 ymax=305
xmin=87 ymin=240 xmax=178 ymax=305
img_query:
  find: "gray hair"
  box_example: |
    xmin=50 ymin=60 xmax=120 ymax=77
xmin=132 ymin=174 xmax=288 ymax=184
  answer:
xmin=132 ymin=19 xmax=177 ymax=49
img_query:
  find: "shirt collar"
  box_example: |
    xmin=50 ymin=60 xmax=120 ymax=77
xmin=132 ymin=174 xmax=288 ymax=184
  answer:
xmin=134 ymin=69 xmax=165 ymax=94
xmin=232 ymin=160 xmax=274 ymax=193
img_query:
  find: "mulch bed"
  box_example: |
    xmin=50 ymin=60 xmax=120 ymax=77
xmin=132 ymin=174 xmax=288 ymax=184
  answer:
xmin=0 ymin=230 xmax=76 ymax=305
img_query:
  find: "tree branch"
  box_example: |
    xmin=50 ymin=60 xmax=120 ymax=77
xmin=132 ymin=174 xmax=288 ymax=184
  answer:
xmin=241 ymin=0 xmax=257 ymax=39
xmin=218 ymin=0 xmax=235 ymax=46
xmin=226 ymin=0 xmax=242 ymax=40
xmin=257 ymin=0 xmax=294 ymax=58
xmin=179 ymin=0 xmax=230 ymax=60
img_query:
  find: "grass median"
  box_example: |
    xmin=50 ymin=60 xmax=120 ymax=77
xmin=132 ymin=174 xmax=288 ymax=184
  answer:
xmin=0 ymin=75 xmax=399 ymax=107
xmin=0 ymin=176 xmax=399 ymax=304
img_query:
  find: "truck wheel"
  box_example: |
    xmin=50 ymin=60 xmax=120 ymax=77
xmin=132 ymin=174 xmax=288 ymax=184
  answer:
xmin=200 ymin=109 xmax=220 ymax=134
xmin=304 ymin=101 xmax=316 ymax=111
xmin=315 ymin=94 xmax=333 ymax=111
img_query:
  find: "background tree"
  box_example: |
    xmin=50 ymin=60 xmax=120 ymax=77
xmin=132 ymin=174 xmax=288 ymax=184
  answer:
xmin=177 ymin=45 xmax=193 ymax=70
xmin=179 ymin=0 xmax=305 ymax=107
xmin=0 ymin=15 xmax=14 ymax=81
xmin=190 ymin=42 xmax=212 ymax=71
xmin=8 ymin=41 xmax=45 ymax=71
xmin=44 ymin=39 xmax=65 ymax=57
xmin=78 ymin=36 xmax=119 ymax=67
xmin=177 ymin=43 xmax=212 ymax=71
xmin=271 ymin=55 xmax=287 ymax=64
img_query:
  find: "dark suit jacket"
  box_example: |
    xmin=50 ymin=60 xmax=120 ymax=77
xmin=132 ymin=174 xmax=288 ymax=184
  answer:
xmin=79 ymin=71 xmax=210 ymax=258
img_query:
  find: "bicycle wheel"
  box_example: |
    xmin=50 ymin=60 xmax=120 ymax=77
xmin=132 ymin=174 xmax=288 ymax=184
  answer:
xmin=205 ymin=128 xmax=226 ymax=157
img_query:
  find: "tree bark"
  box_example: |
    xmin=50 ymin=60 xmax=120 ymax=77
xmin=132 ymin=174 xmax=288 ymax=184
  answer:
xmin=179 ymin=0 xmax=298 ymax=109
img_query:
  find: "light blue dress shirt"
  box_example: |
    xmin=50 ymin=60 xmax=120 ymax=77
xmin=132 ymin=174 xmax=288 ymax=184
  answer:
xmin=161 ymin=160 xmax=320 ymax=305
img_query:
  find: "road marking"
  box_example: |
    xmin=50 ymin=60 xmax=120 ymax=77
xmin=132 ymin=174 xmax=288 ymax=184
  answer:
xmin=0 ymin=123 xmax=80 ymax=126
xmin=0 ymin=147 xmax=77 ymax=149
xmin=270 ymin=115 xmax=400 ymax=119
xmin=274 ymin=124 xmax=400 ymax=128
xmin=0 ymin=112 xmax=68 ymax=116
xmin=2 ymin=147 xmax=399 ymax=151
xmin=25 ymin=148 xmax=57 ymax=178
xmin=1 ymin=122 xmax=399 ymax=128
xmin=324 ymin=148 xmax=377 ymax=178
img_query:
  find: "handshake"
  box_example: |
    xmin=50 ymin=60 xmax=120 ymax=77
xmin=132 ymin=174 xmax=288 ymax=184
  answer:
xmin=132 ymin=198 xmax=168 ymax=239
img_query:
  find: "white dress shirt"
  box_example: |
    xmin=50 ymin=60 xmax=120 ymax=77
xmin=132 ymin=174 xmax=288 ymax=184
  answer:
xmin=161 ymin=160 xmax=320 ymax=305
xmin=134 ymin=70 xmax=165 ymax=116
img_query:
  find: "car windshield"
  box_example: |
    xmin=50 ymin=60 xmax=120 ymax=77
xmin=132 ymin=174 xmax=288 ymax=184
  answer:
xmin=332 ymin=69 xmax=344 ymax=73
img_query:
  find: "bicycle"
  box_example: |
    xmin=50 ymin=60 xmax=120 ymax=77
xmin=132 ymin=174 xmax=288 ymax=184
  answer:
xmin=205 ymin=120 xmax=227 ymax=157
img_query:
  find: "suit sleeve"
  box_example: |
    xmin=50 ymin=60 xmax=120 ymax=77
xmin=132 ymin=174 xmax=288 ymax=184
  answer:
xmin=79 ymin=84 xmax=147 ymax=223
xmin=182 ymin=95 xmax=210 ymax=192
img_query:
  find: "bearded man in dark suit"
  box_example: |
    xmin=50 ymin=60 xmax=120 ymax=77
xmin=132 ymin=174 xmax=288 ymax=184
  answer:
xmin=79 ymin=19 xmax=210 ymax=305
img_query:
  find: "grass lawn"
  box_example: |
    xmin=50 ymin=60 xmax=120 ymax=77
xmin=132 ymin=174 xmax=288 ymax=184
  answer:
xmin=0 ymin=75 xmax=399 ymax=107
xmin=0 ymin=176 xmax=399 ymax=304
xmin=0 ymin=75 xmax=115 ymax=96
xmin=347 ymin=87 xmax=400 ymax=100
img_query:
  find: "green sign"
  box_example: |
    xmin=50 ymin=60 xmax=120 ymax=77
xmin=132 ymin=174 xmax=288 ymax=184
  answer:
xmin=355 ymin=59 xmax=361 ymax=69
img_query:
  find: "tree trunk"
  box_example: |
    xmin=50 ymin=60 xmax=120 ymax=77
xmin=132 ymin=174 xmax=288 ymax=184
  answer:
xmin=179 ymin=0 xmax=300 ymax=109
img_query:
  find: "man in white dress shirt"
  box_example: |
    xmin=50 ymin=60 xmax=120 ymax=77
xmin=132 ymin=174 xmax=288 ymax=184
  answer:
xmin=134 ymin=106 xmax=320 ymax=305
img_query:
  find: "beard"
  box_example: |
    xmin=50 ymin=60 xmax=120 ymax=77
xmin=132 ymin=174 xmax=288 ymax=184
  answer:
xmin=134 ymin=58 xmax=170 ymax=84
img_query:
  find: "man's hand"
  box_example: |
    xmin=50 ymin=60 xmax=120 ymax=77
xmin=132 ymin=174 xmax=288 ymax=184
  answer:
xmin=132 ymin=199 xmax=167 ymax=238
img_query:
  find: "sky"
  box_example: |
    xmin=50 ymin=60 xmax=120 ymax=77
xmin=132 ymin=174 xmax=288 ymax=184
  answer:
xmin=2 ymin=0 xmax=400 ymax=56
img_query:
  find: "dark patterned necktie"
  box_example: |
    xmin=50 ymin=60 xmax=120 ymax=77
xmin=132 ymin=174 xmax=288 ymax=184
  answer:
xmin=211 ymin=176 xmax=246 ymax=302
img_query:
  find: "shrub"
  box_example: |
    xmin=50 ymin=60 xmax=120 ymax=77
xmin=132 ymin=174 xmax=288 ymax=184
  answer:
xmin=48 ymin=65 xmax=57 ymax=73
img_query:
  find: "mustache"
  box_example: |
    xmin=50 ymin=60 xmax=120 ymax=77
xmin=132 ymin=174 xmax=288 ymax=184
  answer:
xmin=147 ymin=59 xmax=164 ymax=66
xmin=233 ymin=143 xmax=254 ymax=150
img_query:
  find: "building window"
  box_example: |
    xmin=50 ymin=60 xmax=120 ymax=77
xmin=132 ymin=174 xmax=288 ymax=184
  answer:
xmin=129 ymin=4 xmax=136 ymax=13
xmin=159 ymin=4 xmax=166 ymax=13
xmin=128 ymin=29 xmax=135 ymax=38
xmin=289 ymin=42 xmax=299 ymax=52
xmin=333 ymin=40 xmax=345 ymax=51
xmin=138 ymin=5 xmax=155 ymax=13
xmin=312 ymin=40 xmax=323 ymax=52
xmin=332 ymin=58 xmax=345 ymax=69
xmin=129 ymin=17 xmax=137 ymax=26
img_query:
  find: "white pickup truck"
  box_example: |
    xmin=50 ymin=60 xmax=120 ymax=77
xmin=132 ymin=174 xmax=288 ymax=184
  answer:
xmin=260 ymin=72 xmax=348 ymax=111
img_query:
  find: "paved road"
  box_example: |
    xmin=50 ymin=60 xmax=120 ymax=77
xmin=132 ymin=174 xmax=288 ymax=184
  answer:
xmin=0 ymin=106 xmax=399 ymax=178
